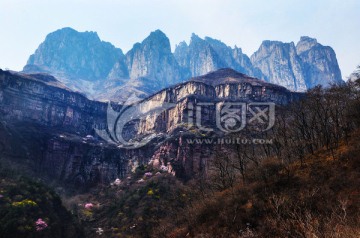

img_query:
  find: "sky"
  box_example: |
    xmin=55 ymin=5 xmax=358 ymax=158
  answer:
xmin=0 ymin=0 xmax=359 ymax=78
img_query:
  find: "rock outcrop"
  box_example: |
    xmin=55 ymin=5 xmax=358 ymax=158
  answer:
xmin=251 ymin=40 xmax=307 ymax=91
xmin=296 ymin=36 xmax=343 ymax=88
xmin=0 ymin=68 xmax=300 ymax=187
xmin=125 ymin=30 xmax=184 ymax=87
xmin=174 ymin=34 xmax=226 ymax=77
xmin=105 ymin=30 xmax=186 ymax=102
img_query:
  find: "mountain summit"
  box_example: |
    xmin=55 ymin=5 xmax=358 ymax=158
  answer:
xmin=250 ymin=40 xmax=307 ymax=91
xmin=124 ymin=29 xmax=184 ymax=87
xmin=296 ymin=36 xmax=342 ymax=88
xmin=24 ymin=27 xmax=122 ymax=81
xmin=23 ymin=28 xmax=343 ymax=101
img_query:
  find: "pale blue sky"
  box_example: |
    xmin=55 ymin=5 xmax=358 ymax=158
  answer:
xmin=0 ymin=0 xmax=359 ymax=78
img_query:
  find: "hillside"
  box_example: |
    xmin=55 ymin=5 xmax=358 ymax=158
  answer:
xmin=60 ymin=123 xmax=360 ymax=238
xmin=58 ymin=78 xmax=360 ymax=237
xmin=0 ymin=68 xmax=359 ymax=237
xmin=0 ymin=166 xmax=84 ymax=238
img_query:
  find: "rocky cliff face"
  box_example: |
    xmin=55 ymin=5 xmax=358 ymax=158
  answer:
xmin=250 ymin=37 xmax=344 ymax=91
xmin=0 ymin=68 xmax=299 ymax=187
xmin=104 ymin=30 xmax=186 ymax=102
xmin=296 ymin=36 xmax=343 ymax=88
xmin=174 ymin=34 xmax=227 ymax=77
xmin=136 ymin=68 xmax=298 ymax=179
xmin=134 ymin=68 xmax=296 ymax=135
xmin=0 ymin=69 xmax=156 ymax=188
xmin=173 ymin=34 xmax=262 ymax=79
xmin=0 ymin=70 xmax=107 ymax=134
xmin=124 ymin=30 xmax=183 ymax=87
xmin=232 ymin=46 xmax=263 ymax=79
xmin=251 ymin=41 xmax=307 ymax=91
xmin=175 ymin=35 xmax=342 ymax=93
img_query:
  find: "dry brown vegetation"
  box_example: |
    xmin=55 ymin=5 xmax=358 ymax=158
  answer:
xmin=69 ymin=78 xmax=360 ymax=238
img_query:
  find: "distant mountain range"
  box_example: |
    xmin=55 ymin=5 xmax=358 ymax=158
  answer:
xmin=23 ymin=27 xmax=343 ymax=102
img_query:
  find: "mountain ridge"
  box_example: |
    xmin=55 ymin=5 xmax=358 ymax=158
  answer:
xmin=23 ymin=27 xmax=343 ymax=102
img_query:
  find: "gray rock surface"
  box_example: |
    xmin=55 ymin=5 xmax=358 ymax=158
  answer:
xmin=24 ymin=27 xmax=123 ymax=81
xmin=296 ymin=36 xmax=343 ymax=88
xmin=251 ymin=40 xmax=307 ymax=91
xmin=0 ymin=68 xmax=299 ymax=185
xmin=23 ymin=28 xmax=343 ymax=101
xmin=124 ymin=30 xmax=183 ymax=88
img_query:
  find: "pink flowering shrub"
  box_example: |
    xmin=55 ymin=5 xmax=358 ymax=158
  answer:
xmin=144 ymin=172 xmax=153 ymax=177
xmin=84 ymin=203 xmax=94 ymax=209
xmin=35 ymin=218 xmax=48 ymax=231
xmin=137 ymin=178 xmax=144 ymax=183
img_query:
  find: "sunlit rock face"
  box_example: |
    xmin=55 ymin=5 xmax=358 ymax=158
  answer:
xmin=134 ymin=68 xmax=296 ymax=135
xmin=295 ymin=36 xmax=343 ymax=88
xmin=250 ymin=40 xmax=307 ymax=91
xmin=250 ymin=37 xmax=343 ymax=91
xmin=125 ymin=30 xmax=184 ymax=87
xmin=0 ymin=68 xmax=299 ymax=186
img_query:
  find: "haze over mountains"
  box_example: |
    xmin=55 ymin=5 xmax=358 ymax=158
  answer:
xmin=23 ymin=27 xmax=343 ymax=102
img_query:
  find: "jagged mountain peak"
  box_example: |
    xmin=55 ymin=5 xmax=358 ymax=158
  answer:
xmin=22 ymin=28 xmax=344 ymax=101
xmin=148 ymin=29 xmax=167 ymax=38
xmin=204 ymin=36 xmax=225 ymax=44
xmin=132 ymin=29 xmax=172 ymax=53
xmin=234 ymin=45 xmax=242 ymax=52
xmin=145 ymin=29 xmax=169 ymax=43
xmin=175 ymin=41 xmax=188 ymax=50
xmin=258 ymin=40 xmax=296 ymax=52
xmin=175 ymin=34 xmax=266 ymax=82
xmin=251 ymin=39 xmax=307 ymax=91
xmin=260 ymin=40 xmax=283 ymax=46
xmin=204 ymin=37 xmax=233 ymax=51
xmin=190 ymin=33 xmax=205 ymax=44
xmin=299 ymin=36 xmax=318 ymax=44
xmin=45 ymin=27 xmax=102 ymax=44
xmin=191 ymin=32 xmax=200 ymax=39
xmin=24 ymin=27 xmax=123 ymax=82
xmin=125 ymin=29 xmax=183 ymax=88
xmin=296 ymin=36 xmax=319 ymax=54
xmin=296 ymin=36 xmax=342 ymax=88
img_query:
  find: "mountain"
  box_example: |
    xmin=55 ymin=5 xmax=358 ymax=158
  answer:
xmin=23 ymin=28 xmax=343 ymax=101
xmin=24 ymin=27 xmax=123 ymax=81
xmin=175 ymin=34 xmax=343 ymax=93
xmin=232 ymin=46 xmax=263 ymax=79
xmin=250 ymin=37 xmax=343 ymax=91
xmin=296 ymin=36 xmax=343 ymax=88
xmin=250 ymin=40 xmax=307 ymax=91
xmin=174 ymin=34 xmax=226 ymax=76
xmin=104 ymin=30 xmax=186 ymax=102
xmin=173 ymin=34 xmax=263 ymax=79
xmin=23 ymin=27 xmax=125 ymax=98
xmin=0 ymin=68 xmax=298 ymax=185
xmin=125 ymin=30 xmax=183 ymax=87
